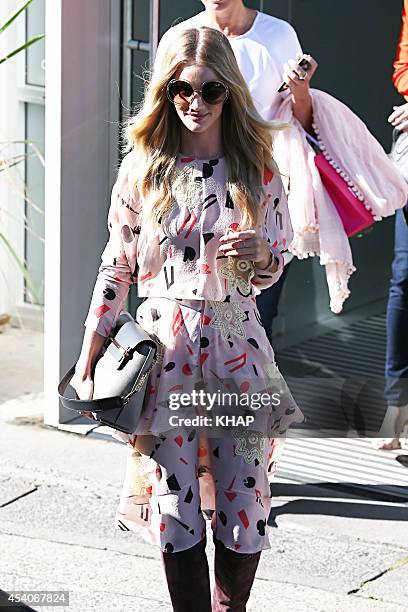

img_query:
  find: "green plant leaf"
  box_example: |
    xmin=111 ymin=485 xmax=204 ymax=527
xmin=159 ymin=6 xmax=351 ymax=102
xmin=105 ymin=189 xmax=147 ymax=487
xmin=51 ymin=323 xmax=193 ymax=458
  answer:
xmin=0 ymin=232 xmax=41 ymax=305
xmin=0 ymin=35 xmax=45 ymax=66
xmin=0 ymin=0 xmax=34 ymax=34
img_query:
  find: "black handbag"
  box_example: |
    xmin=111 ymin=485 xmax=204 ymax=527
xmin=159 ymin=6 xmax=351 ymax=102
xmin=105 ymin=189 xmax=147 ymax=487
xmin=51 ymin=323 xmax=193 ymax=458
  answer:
xmin=58 ymin=311 xmax=158 ymax=434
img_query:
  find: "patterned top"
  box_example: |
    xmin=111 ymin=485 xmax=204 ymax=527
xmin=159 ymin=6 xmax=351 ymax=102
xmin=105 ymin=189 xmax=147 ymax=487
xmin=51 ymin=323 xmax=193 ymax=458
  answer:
xmin=84 ymin=154 xmax=293 ymax=337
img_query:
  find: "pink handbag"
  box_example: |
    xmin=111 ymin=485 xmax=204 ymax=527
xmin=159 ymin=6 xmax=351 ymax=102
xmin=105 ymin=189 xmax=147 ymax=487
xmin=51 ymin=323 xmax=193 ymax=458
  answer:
xmin=314 ymin=153 xmax=375 ymax=237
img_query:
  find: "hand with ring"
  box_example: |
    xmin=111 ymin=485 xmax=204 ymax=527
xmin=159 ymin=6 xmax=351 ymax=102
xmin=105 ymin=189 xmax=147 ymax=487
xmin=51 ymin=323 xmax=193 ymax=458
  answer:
xmin=283 ymin=53 xmax=318 ymax=95
xmin=218 ymin=229 xmax=273 ymax=270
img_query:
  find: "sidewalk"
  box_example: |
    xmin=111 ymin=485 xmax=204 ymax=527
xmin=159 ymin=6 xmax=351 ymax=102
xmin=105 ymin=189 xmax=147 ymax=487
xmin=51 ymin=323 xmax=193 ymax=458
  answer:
xmin=0 ymin=328 xmax=408 ymax=610
xmin=0 ymin=393 xmax=407 ymax=611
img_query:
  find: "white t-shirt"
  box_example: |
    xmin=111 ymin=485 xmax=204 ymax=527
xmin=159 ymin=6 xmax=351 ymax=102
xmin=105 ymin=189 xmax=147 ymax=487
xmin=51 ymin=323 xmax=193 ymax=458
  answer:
xmin=155 ymin=10 xmax=303 ymax=120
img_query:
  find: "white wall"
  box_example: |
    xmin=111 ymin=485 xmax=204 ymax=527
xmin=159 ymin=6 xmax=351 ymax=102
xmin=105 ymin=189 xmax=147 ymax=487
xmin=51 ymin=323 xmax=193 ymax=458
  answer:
xmin=44 ymin=0 xmax=120 ymax=427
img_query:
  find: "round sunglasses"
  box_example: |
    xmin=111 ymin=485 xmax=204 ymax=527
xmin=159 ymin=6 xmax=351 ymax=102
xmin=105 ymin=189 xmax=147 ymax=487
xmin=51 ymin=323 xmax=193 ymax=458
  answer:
xmin=166 ymin=79 xmax=229 ymax=106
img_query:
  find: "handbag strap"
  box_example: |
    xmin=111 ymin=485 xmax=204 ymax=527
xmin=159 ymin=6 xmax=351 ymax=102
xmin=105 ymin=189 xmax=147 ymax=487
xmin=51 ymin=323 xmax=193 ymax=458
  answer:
xmin=58 ymin=365 xmax=124 ymax=413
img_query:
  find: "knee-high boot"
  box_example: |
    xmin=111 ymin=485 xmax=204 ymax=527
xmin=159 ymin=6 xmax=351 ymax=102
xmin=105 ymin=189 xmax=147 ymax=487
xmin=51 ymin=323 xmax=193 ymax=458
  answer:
xmin=161 ymin=536 xmax=212 ymax=612
xmin=212 ymin=536 xmax=261 ymax=612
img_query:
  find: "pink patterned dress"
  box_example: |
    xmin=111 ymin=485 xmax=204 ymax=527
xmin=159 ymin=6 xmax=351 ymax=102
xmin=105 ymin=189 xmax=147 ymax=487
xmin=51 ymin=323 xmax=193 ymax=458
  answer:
xmin=84 ymin=153 xmax=304 ymax=553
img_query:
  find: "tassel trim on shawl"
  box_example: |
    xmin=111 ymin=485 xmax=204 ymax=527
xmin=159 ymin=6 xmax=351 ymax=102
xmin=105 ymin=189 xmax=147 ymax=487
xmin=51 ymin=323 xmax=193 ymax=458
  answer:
xmin=312 ymin=122 xmax=382 ymax=222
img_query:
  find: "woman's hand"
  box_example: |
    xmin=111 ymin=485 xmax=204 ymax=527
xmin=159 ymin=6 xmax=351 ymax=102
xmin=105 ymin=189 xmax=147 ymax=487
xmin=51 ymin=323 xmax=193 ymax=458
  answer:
xmin=283 ymin=52 xmax=318 ymax=96
xmin=388 ymin=103 xmax=408 ymax=132
xmin=70 ymin=365 xmax=97 ymax=421
xmin=218 ymin=229 xmax=273 ymax=269
xmin=283 ymin=52 xmax=318 ymax=133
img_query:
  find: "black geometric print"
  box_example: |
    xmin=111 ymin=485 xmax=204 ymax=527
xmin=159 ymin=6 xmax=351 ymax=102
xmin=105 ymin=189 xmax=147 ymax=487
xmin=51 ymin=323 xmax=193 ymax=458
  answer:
xmin=174 ymin=517 xmax=195 ymax=535
xmin=183 ymin=246 xmax=196 ymax=262
xmin=166 ymin=474 xmax=181 ymax=491
xmin=103 ymin=287 xmax=116 ymax=301
xmin=203 ymin=194 xmax=217 ymax=210
xmin=218 ymin=511 xmax=228 ymax=526
xmin=243 ymin=476 xmax=256 ymax=488
xmin=273 ymin=197 xmax=280 ymax=209
xmin=225 ymin=191 xmax=234 ymax=209
xmin=203 ymin=232 xmax=215 ymax=244
xmin=188 ymin=429 xmax=196 ymax=442
xmin=184 ymin=486 xmax=193 ymax=504
xmin=247 ymin=338 xmax=259 ymax=349
xmin=202 ymin=159 xmax=219 ymax=179
xmin=257 ymin=519 xmax=266 ymax=536
xmin=164 ymin=362 xmax=176 ymax=372
xmin=212 ymin=446 xmax=219 ymax=458
xmin=164 ymin=266 xmax=175 ymax=289
xmin=200 ymin=337 xmax=209 ymax=348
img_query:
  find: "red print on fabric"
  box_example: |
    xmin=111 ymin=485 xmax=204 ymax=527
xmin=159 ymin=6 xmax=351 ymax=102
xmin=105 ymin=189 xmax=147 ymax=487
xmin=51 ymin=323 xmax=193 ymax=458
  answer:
xmin=200 ymin=352 xmax=209 ymax=365
xmin=182 ymin=363 xmax=193 ymax=376
xmin=199 ymin=263 xmax=211 ymax=274
xmin=171 ymin=310 xmax=190 ymax=337
xmin=94 ymin=304 xmax=110 ymax=318
xmin=238 ymin=509 xmax=250 ymax=529
xmin=224 ymin=475 xmax=238 ymax=502
xmin=174 ymin=435 xmax=184 ymax=447
xmin=263 ymin=167 xmax=273 ymax=185
xmin=224 ymin=353 xmax=247 ymax=372
xmin=229 ymin=222 xmax=239 ymax=231
xmin=177 ymin=210 xmax=198 ymax=239
xmin=180 ymin=157 xmax=195 ymax=163
xmin=169 ymin=384 xmax=183 ymax=392
xmin=201 ymin=314 xmax=212 ymax=325
xmin=138 ymin=271 xmax=153 ymax=283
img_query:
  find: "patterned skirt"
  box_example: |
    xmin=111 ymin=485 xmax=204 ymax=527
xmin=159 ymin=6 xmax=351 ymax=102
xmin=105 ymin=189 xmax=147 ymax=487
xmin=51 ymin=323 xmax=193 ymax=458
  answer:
xmin=111 ymin=296 xmax=304 ymax=553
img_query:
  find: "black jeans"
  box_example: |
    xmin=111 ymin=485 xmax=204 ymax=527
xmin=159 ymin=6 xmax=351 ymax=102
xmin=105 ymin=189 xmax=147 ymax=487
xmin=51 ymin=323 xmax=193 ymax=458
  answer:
xmin=384 ymin=204 xmax=408 ymax=407
xmin=255 ymin=260 xmax=292 ymax=345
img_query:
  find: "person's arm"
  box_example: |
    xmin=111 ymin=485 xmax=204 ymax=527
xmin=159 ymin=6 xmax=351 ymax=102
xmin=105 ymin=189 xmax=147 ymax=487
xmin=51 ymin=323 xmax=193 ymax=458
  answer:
xmin=284 ymin=52 xmax=318 ymax=133
xmin=393 ymin=1 xmax=408 ymax=100
xmin=72 ymin=156 xmax=141 ymax=400
xmin=251 ymin=170 xmax=293 ymax=291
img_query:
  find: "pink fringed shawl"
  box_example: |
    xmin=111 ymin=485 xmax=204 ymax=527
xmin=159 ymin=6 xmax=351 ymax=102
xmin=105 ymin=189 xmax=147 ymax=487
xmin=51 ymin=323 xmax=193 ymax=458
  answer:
xmin=273 ymin=88 xmax=408 ymax=313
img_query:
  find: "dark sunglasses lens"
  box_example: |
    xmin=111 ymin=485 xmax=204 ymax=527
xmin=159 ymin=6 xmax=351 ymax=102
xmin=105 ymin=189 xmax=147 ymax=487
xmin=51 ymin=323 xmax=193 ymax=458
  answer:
xmin=202 ymin=82 xmax=227 ymax=104
xmin=168 ymin=80 xmax=194 ymax=103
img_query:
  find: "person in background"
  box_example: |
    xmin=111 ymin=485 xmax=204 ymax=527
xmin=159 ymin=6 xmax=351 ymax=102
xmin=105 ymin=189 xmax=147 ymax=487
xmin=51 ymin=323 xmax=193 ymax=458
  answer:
xmin=154 ymin=0 xmax=318 ymax=344
xmin=376 ymin=0 xmax=408 ymax=450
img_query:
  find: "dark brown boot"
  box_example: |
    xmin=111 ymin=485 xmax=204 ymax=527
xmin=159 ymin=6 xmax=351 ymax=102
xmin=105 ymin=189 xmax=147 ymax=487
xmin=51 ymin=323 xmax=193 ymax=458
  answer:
xmin=161 ymin=536 xmax=212 ymax=612
xmin=212 ymin=536 xmax=261 ymax=611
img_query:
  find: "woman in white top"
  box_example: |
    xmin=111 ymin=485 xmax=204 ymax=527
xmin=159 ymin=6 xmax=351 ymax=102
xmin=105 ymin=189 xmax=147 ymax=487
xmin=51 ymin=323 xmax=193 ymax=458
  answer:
xmin=155 ymin=0 xmax=318 ymax=344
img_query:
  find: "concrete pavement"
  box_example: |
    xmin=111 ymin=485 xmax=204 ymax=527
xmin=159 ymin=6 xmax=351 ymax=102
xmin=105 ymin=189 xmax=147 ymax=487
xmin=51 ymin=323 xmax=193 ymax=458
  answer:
xmin=1 ymin=326 xmax=408 ymax=611
xmin=0 ymin=394 xmax=408 ymax=611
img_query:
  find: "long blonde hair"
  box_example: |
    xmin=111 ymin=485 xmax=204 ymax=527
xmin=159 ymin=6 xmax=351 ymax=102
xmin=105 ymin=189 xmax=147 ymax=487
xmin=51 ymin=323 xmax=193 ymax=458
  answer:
xmin=124 ymin=26 xmax=286 ymax=229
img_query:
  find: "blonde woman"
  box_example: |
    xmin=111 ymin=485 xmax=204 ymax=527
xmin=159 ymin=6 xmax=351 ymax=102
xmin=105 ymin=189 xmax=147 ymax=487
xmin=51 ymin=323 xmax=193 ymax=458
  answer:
xmin=72 ymin=27 xmax=303 ymax=611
